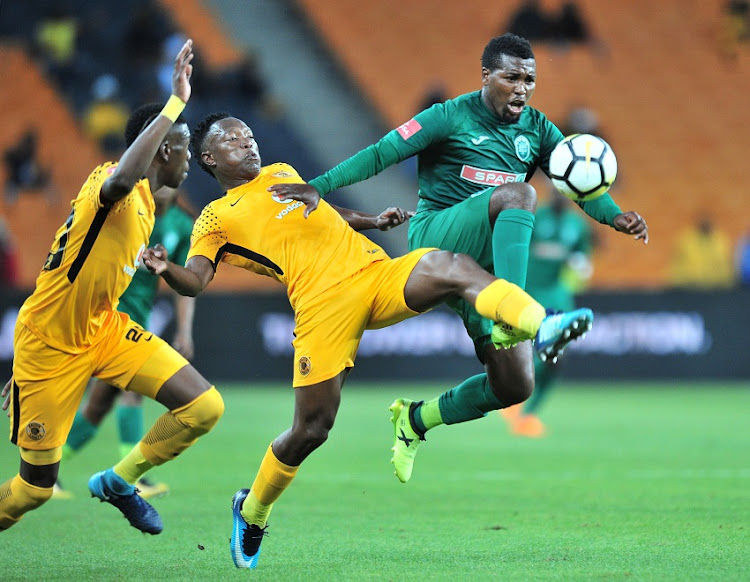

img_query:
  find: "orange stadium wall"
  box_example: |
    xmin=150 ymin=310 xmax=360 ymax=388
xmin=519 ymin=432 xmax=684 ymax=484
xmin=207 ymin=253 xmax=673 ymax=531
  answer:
xmin=295 ymin=0 xmax=750 ymax=289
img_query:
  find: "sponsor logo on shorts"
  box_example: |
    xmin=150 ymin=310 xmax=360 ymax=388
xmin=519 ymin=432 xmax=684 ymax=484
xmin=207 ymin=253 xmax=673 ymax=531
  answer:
xmin=459 ymin=165 xmax=526 ymax=186
xmin=396 ymin=119 xmax=422 ymax=140
xmin=26 ymin=422 xmax=46 ymax=441
xmin=298 ymin=356 xmax=312 ymax=376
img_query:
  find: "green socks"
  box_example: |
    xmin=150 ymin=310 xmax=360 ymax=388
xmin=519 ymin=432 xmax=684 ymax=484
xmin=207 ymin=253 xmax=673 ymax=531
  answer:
xmin=414 ymin=373 xmax=505 ymax=432
xmin=65 ymin=411 xmax=98 ymax=454
xmin=492 ymin=209 xmax=535 ymax=288
xmin=116 ymin=405 xmax=144 ymax=460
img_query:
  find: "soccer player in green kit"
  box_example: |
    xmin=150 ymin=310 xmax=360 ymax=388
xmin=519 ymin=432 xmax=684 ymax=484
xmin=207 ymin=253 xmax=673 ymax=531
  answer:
xmin=54 ymin=108 xmax=197 ymax=500
xmin=270 ymin=33 xmax=649 ymax=483
xmin=501 ymin=188 xmax=593 ymax=438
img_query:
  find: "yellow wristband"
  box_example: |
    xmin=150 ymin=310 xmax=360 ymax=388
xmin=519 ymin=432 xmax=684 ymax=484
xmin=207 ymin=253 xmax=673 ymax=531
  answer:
xmin=161 ymin=94 xmax=186 ymax=122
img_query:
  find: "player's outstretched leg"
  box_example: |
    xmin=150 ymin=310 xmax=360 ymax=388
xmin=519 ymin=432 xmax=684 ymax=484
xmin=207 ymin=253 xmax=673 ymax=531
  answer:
xmin=88 ymin=468 xmax=163 ymax=534
xmin=230 ymin=489 xmax=268 ymax=569
xmin=533 ymin=308 xmax=593 ymax=363
xmin=389 ymin=398 xmax=426 ymax=483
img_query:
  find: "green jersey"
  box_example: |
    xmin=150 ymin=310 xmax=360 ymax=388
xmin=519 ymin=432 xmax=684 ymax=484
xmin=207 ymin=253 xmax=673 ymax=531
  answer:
xmin=119 ymin=205 xmax=193 ymax=326
xmin=526 ymin=204 xmax=591 ymax=310
xmin=309 ymin=90 xmax=621 ymax=226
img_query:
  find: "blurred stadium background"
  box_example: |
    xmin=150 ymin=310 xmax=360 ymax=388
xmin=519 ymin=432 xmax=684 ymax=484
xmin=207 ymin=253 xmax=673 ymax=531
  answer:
xmin=1 ymin=0 xmax=749 ymax=382
xmin=0 ymin=2 xmax=748 ymax=579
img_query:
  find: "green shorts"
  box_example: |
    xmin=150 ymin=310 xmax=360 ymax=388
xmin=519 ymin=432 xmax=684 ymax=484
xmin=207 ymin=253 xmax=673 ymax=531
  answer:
xmin=408 ymin=188 xmax=496 ymax=355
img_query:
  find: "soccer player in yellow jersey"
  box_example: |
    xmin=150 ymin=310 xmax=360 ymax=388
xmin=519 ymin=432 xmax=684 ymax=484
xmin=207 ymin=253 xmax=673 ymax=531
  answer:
xmin=141 ymin=112 xmax=593 ymax=569
xmin=0 ymin=40 xmax=224 ymax=536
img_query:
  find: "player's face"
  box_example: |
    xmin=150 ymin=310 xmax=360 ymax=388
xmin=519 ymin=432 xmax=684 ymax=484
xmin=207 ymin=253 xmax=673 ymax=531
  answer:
xmin=206 ymin=118 xmax=262 ymax=180
xmin=481 ymin=55 xmax=536 ymax=123
xmin=163 ymin=124 xmax=191 ymax=188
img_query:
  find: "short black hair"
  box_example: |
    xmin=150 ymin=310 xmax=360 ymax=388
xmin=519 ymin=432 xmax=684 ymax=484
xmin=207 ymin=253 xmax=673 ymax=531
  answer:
xmin=123 ymin=102 xmax=187 ymax=147
xmin=481 ymin=33 xmax=535 ymax=70
xmin=191 ymin=111 xmax=231 ymax=175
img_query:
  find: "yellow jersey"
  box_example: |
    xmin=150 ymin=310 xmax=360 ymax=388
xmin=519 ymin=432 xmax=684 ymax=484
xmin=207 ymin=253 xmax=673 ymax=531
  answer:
xmin=188 ymin=163 xmax=387 ymax=310
xmin=18 ymin=162 xmax=155 ymax=353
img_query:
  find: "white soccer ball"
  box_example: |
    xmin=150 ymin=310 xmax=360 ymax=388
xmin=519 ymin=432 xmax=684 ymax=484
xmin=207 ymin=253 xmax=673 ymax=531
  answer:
xmin=548 ymin=133 xmax=617 ymax=202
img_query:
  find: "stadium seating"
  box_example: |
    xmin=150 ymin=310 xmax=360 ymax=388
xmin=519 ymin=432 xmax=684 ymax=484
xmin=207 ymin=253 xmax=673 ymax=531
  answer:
xmin=0 ymin=45 xmax=104 ymax=288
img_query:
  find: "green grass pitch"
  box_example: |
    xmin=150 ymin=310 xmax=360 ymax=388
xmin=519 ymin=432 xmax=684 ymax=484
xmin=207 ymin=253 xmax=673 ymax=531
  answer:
xmin=1 ymin=382 xmax=748 ymax=581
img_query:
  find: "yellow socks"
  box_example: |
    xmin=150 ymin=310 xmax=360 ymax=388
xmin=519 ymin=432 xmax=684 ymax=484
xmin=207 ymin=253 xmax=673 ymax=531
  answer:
xmin=474 ymin=279 xmax=546 ymax=336
xmin=0 ymin=474 xmax=53 ymax=530
xmin=240 ymin=444 xmax=299 ymax=528
xmin=138 ymin=387 xmax=224 ymax=466
xmin=113 ymin=445 xmax=154 ymax=485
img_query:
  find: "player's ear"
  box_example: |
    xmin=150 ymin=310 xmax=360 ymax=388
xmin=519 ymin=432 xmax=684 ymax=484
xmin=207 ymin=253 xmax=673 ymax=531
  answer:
xmin=158 ymin=141 xmax=171 ymax=163
xmin=201 ymin=151 xmax=216 ymax=169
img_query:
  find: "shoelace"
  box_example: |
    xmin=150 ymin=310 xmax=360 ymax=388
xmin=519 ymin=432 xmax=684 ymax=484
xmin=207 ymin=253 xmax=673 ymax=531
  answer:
xmin=242 ymin=524 xmax=268 ymax=555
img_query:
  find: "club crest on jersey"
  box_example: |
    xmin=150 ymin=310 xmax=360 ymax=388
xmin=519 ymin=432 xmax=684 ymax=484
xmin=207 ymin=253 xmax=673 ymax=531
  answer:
xmin=298 ymin=356 xmax=312 ymax=376
xmin=272 ymin=171 xmax=294 ymax=178
xmin=514 ymin=135 xmax=531 ymax=161
xmin=26 ymin=422 xmax=46 ymax=441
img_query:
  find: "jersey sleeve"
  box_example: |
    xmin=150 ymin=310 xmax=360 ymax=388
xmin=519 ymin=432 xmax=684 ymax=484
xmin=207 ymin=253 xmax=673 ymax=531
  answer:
xmin=308 ymin=102 xmax=453 ymax=196
xmin=84 ymin=162 xmax=118 ymax=211
xmin=575 ymin=193 xmax=622 ymax=227
xmin=187 ymin=204 xmax=228 ymax=269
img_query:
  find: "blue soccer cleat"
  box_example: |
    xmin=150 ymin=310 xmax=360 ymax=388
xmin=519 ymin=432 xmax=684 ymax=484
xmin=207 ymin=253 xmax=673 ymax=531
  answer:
xmin=230 ymin=488 xmax=268 ymax=569
xmin=88 ymin=469 xmax=163 ymax=535
xmin=535 ymin=308 xmax=594 ymax=363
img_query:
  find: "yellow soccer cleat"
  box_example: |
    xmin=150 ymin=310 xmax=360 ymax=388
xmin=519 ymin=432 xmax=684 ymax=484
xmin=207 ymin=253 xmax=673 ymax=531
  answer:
xmin=389 ymin=398 xmax=426 ymax=483
xmin=491 ymin=321 xmax=534 ymax=349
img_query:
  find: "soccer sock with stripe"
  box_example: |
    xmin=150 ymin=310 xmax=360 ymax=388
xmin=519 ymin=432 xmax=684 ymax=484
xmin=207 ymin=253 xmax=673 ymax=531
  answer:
xmin=114 ymin=387 xmax=224 ymax=484
xmin=241 ymin=443 xmax=299 ymax=528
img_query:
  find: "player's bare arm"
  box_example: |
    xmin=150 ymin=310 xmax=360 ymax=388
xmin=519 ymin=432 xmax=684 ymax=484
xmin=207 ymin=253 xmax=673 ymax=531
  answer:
xmin=267 ymin=183 xmax=320 ymax=218
xmin=331 ymin=204 xmax=414 ymax=231
xmin=613 ymin=211 xmax=649 ymax=244
xmin=100 ymin=39 xmax=194 ymax=205
xmin=142 ymin=244 xmax=214 ymax=297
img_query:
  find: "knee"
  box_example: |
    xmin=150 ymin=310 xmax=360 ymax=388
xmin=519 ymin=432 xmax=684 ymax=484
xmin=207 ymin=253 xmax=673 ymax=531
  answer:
xmin=176 ymin=386 xmax=224 ymax=435
xmin=491 ymin=182 xmax=537 ymax=213
xmin=297 ymin=414 xmax=336 ymax=452
xmin=487 ymin=357 xmax=535 ymax=406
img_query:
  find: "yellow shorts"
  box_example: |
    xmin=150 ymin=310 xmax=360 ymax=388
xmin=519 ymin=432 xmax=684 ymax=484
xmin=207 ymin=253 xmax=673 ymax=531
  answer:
xmin=10 ymin=310 xmax=188 ymax=450
xmin=292 ymin=247 xmax=435 ymax=387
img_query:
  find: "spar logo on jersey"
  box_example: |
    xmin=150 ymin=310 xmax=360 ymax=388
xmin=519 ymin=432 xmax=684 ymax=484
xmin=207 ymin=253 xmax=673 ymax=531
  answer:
xmin=514 ymin=135 xmax=532 ymax=161
xmin=460 ymin=165 xmax=526 ymax=186
xmin=396 ymin=119 xmax=422 ymax=140
xmin=124 ymin=243 xmax=146 ymax=276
